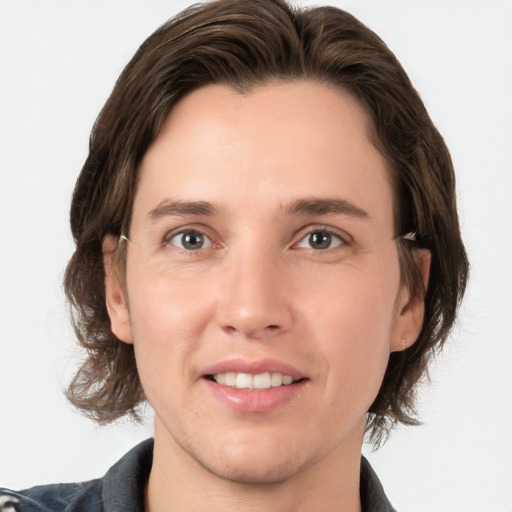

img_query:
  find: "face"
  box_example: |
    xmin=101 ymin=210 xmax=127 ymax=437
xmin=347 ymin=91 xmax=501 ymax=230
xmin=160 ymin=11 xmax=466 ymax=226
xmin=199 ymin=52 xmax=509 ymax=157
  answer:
xmin=106 ymin=81 xmax=423 ymax=484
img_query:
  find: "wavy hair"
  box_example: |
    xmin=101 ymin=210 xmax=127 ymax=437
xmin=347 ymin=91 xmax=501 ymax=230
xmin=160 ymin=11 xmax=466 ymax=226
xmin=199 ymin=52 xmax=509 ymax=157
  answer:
xmin=64 ymin=0 xmax=469 ymax=446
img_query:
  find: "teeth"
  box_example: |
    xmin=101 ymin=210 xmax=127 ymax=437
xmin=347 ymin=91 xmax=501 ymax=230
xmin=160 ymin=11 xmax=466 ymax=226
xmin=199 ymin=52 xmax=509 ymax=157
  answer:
xmin=253 ymin=373 xmax=271 ymax=389
xmin=236 ymin=373 xmax=253 ymax=389
xmin=212 ymin=372 xmax=297 ymax=390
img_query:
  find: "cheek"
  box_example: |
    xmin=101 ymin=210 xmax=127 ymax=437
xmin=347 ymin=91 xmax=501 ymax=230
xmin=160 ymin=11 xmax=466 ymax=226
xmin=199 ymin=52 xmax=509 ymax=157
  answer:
xmin=308 ymin=255 xmax=399 ymax=337
xmin=125 ymin=262 xmax=215 ymax=395
xmin=307 ymin=258 xmax=400 ymax=399
xmin=127 ymin=249 xmax=213 ymax=331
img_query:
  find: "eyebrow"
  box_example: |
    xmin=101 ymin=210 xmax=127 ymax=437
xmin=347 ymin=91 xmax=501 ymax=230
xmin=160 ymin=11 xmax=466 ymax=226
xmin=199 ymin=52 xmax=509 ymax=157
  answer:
xmin=284 ymin=198 xmax=370 ymax=219
xmin=147 ymin=199 xmax=219 ymax=220
xmin=146 ymin=197 xmax=369 ymax=222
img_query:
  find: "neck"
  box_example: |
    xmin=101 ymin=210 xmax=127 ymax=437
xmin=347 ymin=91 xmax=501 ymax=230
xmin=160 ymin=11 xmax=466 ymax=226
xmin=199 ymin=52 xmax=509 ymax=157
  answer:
xmin=145 ymin=419 xmax=364 ymax=512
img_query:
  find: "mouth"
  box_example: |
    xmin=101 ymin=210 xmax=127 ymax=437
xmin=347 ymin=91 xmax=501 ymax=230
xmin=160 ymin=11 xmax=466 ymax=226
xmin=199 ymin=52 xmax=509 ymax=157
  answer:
xmin=205 ymin=372 xmax=305 ymax=390
xmin=201 ymin=358 xmax=309 ymax=411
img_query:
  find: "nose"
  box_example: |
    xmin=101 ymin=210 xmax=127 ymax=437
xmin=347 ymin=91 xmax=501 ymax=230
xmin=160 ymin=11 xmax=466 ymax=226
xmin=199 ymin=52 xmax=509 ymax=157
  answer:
xmin=215 ymin=249 xmax=294 ymax=340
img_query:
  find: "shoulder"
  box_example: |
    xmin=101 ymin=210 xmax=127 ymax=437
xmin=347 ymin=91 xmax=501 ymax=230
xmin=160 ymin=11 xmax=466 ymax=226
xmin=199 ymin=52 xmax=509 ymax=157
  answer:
xmin=0 ymin=479 xmax=102 ymax=512
xmin=0 ymin=438 xmax=154 ymax=512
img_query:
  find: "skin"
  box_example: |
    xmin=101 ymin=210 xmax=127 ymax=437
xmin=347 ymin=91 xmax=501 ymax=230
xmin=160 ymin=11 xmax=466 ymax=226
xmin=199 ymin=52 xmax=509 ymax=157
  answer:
xmin=104 ymin=81 xmax=429 ymax=512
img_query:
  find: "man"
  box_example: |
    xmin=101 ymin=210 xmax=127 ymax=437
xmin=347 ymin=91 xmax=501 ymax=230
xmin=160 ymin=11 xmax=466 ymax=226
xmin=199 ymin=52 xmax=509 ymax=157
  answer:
xmin=0 ymin=1 xmax=468 ymax=510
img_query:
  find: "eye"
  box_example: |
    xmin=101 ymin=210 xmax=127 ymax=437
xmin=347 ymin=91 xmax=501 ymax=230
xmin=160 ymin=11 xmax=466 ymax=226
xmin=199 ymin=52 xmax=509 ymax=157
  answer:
xmin=296 ymin=229 xmax=346 ymax=250
xmin=169 ymin=230 xmax=212 ymax=250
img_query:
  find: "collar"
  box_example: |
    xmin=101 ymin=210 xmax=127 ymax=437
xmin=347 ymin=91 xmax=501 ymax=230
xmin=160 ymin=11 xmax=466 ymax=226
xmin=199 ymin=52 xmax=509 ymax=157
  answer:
xmin=101 ymin=438 xmax=396 ymax=512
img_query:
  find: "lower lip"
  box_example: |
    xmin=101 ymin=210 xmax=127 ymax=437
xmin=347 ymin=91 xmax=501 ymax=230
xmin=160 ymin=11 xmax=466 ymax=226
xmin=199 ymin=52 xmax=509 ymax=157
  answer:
xmin=203 ymin=378 xmax=307 ymax=412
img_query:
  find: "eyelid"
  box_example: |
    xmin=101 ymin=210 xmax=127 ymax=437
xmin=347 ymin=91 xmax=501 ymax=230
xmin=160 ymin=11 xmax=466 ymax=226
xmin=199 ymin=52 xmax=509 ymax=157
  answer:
xmin=162 ymin=224 xmax=220 ymax=250
xmin=291 ymin=224 xmax=353 ymax=250
xmin=158 ymin=222 xmax=352 ymax=251
xmin=170 ymin=230 xmax=212 ymax=250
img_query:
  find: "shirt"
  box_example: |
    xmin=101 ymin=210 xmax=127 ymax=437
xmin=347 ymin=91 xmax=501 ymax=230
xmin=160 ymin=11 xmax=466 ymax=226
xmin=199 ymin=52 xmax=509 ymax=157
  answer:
xmin=0 ymin=439 xmax=396 ymax=511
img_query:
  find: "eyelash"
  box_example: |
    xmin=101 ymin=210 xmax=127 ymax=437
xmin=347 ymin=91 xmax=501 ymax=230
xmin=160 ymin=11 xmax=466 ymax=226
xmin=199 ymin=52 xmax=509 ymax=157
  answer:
xmin=163 ymin=228 xmax=216 ymax=251
xmin=162 ymin=225 xmax=352 ymax=253
xmin=293 ymin=228 xmax=349 ymax=251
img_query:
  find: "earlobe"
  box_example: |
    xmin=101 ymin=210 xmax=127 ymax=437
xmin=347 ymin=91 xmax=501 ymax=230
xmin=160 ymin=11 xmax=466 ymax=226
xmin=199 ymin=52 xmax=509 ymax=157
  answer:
xmin=391 ymin=249 xmax=431 ymax=352
xmin=103 ymin=235 xmax=133 ymax=344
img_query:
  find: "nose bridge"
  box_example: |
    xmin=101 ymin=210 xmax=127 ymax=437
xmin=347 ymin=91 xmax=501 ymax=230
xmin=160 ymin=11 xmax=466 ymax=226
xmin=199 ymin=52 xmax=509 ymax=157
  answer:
xmin=216 ymin=239 xmax=292 ymax=338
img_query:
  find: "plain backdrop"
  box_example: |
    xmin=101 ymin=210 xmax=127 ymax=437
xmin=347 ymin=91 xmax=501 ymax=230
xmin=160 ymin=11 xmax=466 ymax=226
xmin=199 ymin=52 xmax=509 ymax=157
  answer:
xmin=1 ymin=1 xmax=511 ymax=511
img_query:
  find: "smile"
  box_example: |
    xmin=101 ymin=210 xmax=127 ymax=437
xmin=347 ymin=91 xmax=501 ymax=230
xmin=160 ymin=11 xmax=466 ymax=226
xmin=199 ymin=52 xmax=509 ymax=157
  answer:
xmin=211 ymin=372 xmax=299 ymax=390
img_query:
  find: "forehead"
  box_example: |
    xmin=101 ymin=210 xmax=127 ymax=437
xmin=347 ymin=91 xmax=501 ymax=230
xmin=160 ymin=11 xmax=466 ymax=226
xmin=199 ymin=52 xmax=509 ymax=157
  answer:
xmin=133 ymin=81 xmax=394 ymax=234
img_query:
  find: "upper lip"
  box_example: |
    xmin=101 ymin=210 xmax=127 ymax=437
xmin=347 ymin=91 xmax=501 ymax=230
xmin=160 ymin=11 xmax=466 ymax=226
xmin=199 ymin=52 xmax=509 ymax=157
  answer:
xmin=202 ymin=358 xmax=307 ymax=380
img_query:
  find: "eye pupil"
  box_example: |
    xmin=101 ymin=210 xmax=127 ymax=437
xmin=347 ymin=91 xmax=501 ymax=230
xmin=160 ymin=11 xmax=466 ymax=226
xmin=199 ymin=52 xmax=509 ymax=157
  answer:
xmin=182 ymin=232 xmax=204 ymax=249
xmin=309 ymin=231 xmax=331 ymax=250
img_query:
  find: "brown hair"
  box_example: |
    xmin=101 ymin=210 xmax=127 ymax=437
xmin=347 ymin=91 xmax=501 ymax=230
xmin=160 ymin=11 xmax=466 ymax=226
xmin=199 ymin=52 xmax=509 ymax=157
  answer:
xmin=64 ymin=0 xmax=469 ymax=445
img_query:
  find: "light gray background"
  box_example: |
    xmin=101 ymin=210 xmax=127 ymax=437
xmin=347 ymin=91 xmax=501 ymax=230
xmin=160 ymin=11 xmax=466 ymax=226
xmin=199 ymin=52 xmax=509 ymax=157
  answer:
xmin=1 ymin=1 xmax=511 ymax=511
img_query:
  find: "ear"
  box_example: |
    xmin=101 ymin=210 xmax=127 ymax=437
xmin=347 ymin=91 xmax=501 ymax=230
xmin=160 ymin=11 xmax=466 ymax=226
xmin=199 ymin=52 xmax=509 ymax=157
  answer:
xmin=103 ymin=235 xmax=133 ymax=344
xmin=390 ymin=249 xmax=431 ymax=352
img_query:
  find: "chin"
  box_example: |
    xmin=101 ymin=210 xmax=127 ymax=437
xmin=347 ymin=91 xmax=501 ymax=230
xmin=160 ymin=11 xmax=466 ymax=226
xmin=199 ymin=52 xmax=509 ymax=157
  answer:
xmin=190 ymin=435 xmax=319 ymax=485
xmin=201 ymin=454 xmax=308 ymax=485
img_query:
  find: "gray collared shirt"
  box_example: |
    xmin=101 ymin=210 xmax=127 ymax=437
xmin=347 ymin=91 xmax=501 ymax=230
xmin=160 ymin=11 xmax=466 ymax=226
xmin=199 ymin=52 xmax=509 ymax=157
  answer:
xmin=0 ymin=439 xmax=396 ymax=511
